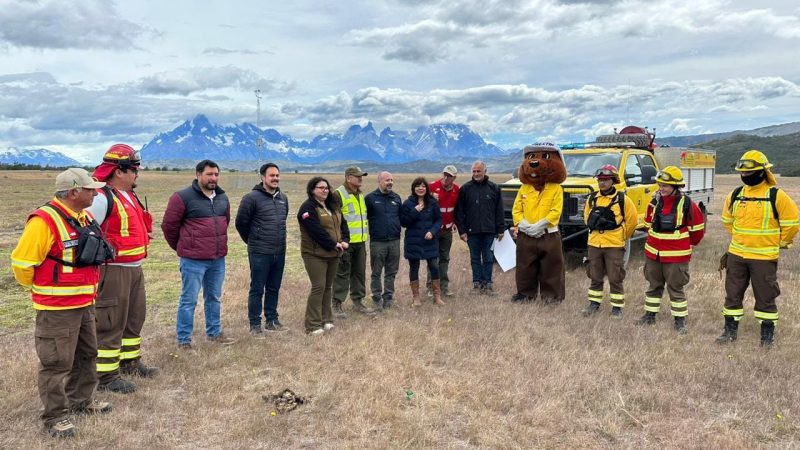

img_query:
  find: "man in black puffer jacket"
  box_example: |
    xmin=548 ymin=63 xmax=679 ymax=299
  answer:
xmin=235 ymin=163 xmax=290 ymax=335
xmin=365 ymin=171 xmax=402 ymax=310
xmin=455 ymin=161 xmax=505 ymax=295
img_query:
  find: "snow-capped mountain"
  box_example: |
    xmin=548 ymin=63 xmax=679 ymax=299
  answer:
xmin=141 ymin=114 xmax=508 ymax=164
xmin=0 ymin=147 xmax=82 ymax=167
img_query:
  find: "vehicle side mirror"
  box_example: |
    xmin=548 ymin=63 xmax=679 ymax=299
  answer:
xmin=512 ymin=167 xmax=519 ymax=179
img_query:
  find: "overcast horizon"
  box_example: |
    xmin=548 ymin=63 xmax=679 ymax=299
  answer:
xmin=2 ymin=0 xmax=799 ymax=162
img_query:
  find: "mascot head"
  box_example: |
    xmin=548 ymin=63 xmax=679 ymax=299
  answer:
xmin=519 ymin=142 xmax=567 ymax=190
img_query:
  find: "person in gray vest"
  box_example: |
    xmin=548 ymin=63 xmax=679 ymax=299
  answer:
xmin=365 ymin=171 xmax=402 ymax=311
xmin=331 ymin=166 xmax=374 ymax=317
xmin=235 ymin=163 xmax=289 ymax=335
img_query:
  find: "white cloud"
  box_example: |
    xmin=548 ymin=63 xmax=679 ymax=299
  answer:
xmin=0 ymin=0 xmax=149 ymax=50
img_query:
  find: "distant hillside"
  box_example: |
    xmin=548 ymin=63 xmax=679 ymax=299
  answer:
xmin=659 ymin=121 xmax=800 ymax=147
xmin=690 ymin=132 xmax=800 ymax=175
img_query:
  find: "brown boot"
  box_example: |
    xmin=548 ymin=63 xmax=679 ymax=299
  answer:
xmin=410 ymin=280 xmax=422 ymax=307
xmin=431 ymin=279 xmax=445 ymax=306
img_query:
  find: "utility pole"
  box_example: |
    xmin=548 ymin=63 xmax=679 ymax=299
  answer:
xmin=254 ymin=89 xmax=264 ymax=148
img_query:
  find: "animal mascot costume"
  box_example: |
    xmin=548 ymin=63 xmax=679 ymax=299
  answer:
xmin=511 ymin=143 xmax=567 ymax=303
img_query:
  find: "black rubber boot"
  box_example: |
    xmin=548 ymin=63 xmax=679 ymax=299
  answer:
xmin=635 ymin=311 xmax=657 ymax=326
xmin=715 ymin=316 xmax=738 ymax=344
xmin=760 ymin=321 xmax=775 ymax=348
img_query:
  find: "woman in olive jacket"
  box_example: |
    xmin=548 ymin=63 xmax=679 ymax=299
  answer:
xmin=297 ymin=176 xmax=350 ymax=335
xmin=400 ymin=177 xmax=443 ymax=307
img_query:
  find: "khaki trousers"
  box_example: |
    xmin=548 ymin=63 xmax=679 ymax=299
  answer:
xmin=95 ymin=265 xmax=147 ymax=382
xmin=35 ymin=306 xmax=98 ymax=425
xmin=587 ymin=246 xmax=626 ymax=307
xmin=643 ymin=259 xmax=690 ymax=317
xmin=303 ymin=254 xmax=339 ymax=332
xmin=333 ymin=242 xmax=367 ymax=304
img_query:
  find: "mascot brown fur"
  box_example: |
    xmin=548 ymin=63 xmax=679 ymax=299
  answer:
xmin=511 ymin=143 xmax=567 ymax=303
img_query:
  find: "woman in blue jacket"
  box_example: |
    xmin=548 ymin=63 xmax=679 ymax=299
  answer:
xmin=400 ymin=177 xmax=443 ymax=307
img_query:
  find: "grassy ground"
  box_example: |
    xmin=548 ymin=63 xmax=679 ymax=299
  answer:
xmin=1 ymin=170 xmax=799 ymax=449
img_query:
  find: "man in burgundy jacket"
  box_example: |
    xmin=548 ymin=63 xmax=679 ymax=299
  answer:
xmin=161 ymin=160 xmax=233 ymax=348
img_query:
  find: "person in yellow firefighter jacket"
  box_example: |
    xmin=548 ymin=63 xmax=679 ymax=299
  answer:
xmin=11 ymin=169 xmax=113 ymax=438
xmin=717 ymin=150 xmax=799 ymax=347
xmin=581 ymin=165 xmax=638 ymax=318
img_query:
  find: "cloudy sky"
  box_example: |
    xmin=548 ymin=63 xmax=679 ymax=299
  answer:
xmin=1 ymin=0 xmax=799 ymax=161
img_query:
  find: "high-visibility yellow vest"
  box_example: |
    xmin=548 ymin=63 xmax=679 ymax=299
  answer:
xmin=336 ymin=185 xmax=368 ymax=243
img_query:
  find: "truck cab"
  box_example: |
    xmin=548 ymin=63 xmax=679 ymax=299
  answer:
xmin=500 ymin=126 xmax=714 ymax=251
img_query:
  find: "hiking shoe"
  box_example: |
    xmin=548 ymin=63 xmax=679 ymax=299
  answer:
xmin=307 ymin=328 xmax=324 ymax=336
xmin=265 ymin=321 xmax=288 ymax=333
xmin=382 ymin=300 xmax=393 ymax=310
xmin=482 ymin=285 xmax=498 ymax=297
xmin=323 ymin=323 xmax=335 ymax=331
xmin=444 ymin=290 xmax=455 ymax=298
xmin=352 ymin=302 xmax=376 ymax=315
xmin=610 ymin=307 xmax=623 ymax=318
xmin=333 ymin=302 xmax=347 ymax=319
xmin=177 ymin=342 xmax=193 ymax=350
xmin=45 ymin=418 xmax=75 ymax=438
xmin=471 ymin=282 xmax=482 ymax=295
xmin=250 ymin=327 xmax=266 ymax=339
xmin=674 ymin=317 xmax=688 ymax=334
xmin=635 ymin=312 xmax=657 ymax=326
xmin=72 ymin=399 xmax=113 ymax=415
xmin=120 ymin=359 xmax=159 ymax=378
xmin=98 ymin=377 xmax=136 ymax=394
xmin=208 ymin=334 xmax=237 ymax=345
xmin=582 ymin=301 xmax=601 ymax=317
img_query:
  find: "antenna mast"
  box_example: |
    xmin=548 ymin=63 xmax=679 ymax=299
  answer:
xmin=254 ymin=89 xmax=264 ymax=148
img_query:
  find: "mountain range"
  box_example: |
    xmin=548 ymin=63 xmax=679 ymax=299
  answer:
xmin=140 ymin=114 xmax=507 ymax=165
xmin=0 ymin=147 xmax=82 ymax=167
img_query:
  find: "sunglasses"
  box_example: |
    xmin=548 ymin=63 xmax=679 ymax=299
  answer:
xmin=735 ymin=159 xmax=766 ymax=171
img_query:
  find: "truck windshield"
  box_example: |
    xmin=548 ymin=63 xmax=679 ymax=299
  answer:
xmin=564 ymin=153 xmax=622 ymax=177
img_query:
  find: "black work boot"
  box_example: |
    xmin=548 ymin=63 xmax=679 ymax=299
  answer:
xmin=582 ymin=301 xmax=601 ymax=317
xmin=673 ymin=316 xmax=688 ymax=334
xmin=635 ymin=311 xmax=657 ymax=326
xmin=120 ymin=359 xmax=160 ymax=378
xmin=332 ymin=301 xmax=347 ymax=319
xmin=98 ymin=377 xmax=137 ymax=394
xmin=610 ymin=306 xmax=623 ymax=318
xmin=715 ymin=316 xmax=738 ymax=344
xmin=760 ymin=321 xmax=775 ymax=348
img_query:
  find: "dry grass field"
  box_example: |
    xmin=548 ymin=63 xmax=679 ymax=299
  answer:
xmin=1 ymin=169 xmax=800 ymax=449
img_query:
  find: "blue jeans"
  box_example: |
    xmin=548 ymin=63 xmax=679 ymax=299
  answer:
xmin=247 ymin=252 xmax=286 ymax=328
xmin=177 ymin=257 xmax=225 ymax=344
xmin=467 ymin=233 xmax=495 ymax=285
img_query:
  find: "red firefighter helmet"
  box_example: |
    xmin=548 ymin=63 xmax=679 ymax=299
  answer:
xmin=103 ymin=144 xmax=141 ymax=168
xmin=594 ymin=164 xmax=620 ymax=184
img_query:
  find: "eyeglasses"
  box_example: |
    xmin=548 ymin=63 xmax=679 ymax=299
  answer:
xmin=655 ymin=170 xmax=681 ymax=182
xmin=315 ymin=186 xmax=329 ymax=191
xmin=735 ymin=159 xmax=766 ymax=171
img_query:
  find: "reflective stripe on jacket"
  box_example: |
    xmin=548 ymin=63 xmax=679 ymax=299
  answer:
xmin=17 ymin=200 xmax=99 ymax=310
xmin=336 ymin=185 xmax=368 ymax=243
xmin=721 ymin=182 xmax=799 ymax=260
xmin=99 ymin=188 xmax=150 ymax=263
xmin=644 ymin=194 xmax=705 ymax=263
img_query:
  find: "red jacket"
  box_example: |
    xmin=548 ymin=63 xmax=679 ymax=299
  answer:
xmin=430 ymin=179 xmax=459 ymax=234
xmin=644 ymin=194 xmax=705 ymax=263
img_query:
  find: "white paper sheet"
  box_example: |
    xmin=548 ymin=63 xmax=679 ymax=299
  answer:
xmin=492 ymin=229 xmax=516 ymax=272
